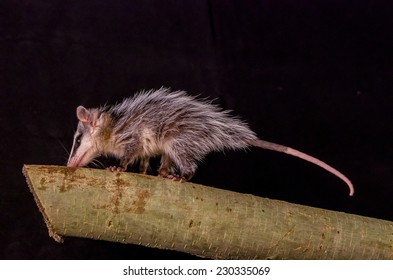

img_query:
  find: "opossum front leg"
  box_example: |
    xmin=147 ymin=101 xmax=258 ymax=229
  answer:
xmin=107 ymin=155 xmax=135 ymax=172
xmin=107 ymin=166 xmax=125 ymax=172
xmin=139 ymin=157 xmax=150 ymax=174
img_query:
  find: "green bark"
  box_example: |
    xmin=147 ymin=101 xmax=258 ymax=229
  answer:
xmin=23 ymin=164 xmax=393 ymax=259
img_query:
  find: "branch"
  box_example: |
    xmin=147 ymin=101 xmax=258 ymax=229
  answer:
xmin=22 ymin=165 xmax=393 ymax=259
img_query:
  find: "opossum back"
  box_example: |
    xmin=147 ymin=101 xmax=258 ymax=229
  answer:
xmin=109 ymin=88 xmax=257 ymax=152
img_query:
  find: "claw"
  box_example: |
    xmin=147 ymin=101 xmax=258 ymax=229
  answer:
xmin=107 ymin=166 xmax=125 ymax=172
xmin=163 ymin=174 xmax=185 ymax=182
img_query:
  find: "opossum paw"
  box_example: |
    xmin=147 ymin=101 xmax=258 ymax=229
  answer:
xmin=169 ymin=175 xmax=183 ymax=182
xmin=107 ymin=166 xmax=125 ymax=172
xmin=158 ymin=167 xmax=186 ymax=182
xmin=160 ymin=173 xmax=184 ymax=182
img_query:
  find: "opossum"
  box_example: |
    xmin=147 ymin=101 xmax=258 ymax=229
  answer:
xmin=67 ymin=87 xmax=354 ymax=196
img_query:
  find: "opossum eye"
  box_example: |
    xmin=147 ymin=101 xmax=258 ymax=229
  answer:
xmin=75 ymin=135 xmax=82 ymax=147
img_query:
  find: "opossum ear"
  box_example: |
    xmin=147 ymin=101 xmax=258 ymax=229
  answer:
xmin=76 ymin=106 xmax=92 ymax=124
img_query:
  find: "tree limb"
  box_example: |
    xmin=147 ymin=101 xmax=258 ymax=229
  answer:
xmin=22 ymin=164 xmax=393 ymax=259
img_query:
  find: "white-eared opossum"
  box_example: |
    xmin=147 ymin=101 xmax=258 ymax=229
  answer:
xmin=67 ymin=88 xmax=354 ymax=196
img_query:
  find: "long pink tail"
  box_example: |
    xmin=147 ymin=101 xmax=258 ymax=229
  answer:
xmin=252 ymin=139 xmax=354 ymax=196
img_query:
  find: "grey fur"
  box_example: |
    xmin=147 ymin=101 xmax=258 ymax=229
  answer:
xmin=67 ymin=87 xmax=354 ymax=195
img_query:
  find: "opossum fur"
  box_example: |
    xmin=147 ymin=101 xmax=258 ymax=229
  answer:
xmin=67 ymin=87 xmax=354 ymax=196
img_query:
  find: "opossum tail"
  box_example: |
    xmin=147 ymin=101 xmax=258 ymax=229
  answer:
xmin=251 ymin=139 xmax=354 ymax=196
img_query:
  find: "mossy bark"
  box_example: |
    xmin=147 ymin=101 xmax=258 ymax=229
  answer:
xmin=23 ymin=165 xmax=393 ymax=259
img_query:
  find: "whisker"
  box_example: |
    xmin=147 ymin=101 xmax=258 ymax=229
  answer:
xmin=60 ymin=155 xmax=69 ymax=166
xmin=92 ymin=159 xmax=106 ymax=169
xmin=58 ymin=140 xmax=70 ymax=157
xmin=57 ymin=140 xmax=71 ymax=165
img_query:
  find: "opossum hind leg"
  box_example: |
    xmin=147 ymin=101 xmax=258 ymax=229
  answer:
xmin=158 ymin=154 xmax=196 ymax=182
xmin=158 ymin=155 xmax=178 ymax=180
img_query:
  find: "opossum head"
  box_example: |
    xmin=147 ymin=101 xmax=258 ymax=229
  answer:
xmin=67 ymin=106 xmax=109 ymax=168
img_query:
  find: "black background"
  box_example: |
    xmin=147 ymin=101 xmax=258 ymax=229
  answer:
xmin=1 ymin=0 xmax=392 ymax=259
